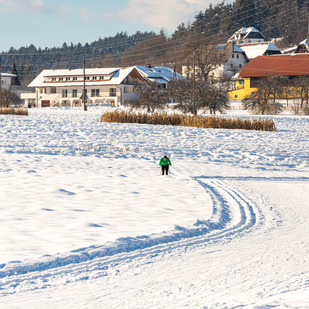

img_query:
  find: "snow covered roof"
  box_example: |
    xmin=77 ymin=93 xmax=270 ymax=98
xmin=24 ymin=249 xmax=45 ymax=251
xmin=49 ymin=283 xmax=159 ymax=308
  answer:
xmin=28 ymin=67 xmax=136 ymax=88
xmin=1 ymin=73 xmax=16 ymax=78
xmin=239 ymin=42 xmax=281 ymax=59
xmin=299 ymin=38 xmax=309 ymax=48
xmin=28 ymin=66 xmax=183 ymax=88
xmin=228 ymin=27 xmax=266 ymax=43
xmin=281 ymin=46 xmax=297 ymax=54
xmin=216 ymin=43 xmax=245 ymax=53
xmin=135 ymin=66 xmax=183 ymax=83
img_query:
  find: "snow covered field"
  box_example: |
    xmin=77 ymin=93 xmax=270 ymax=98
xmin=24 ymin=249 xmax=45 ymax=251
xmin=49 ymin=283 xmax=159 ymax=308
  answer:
xmin=0 ymin=107 xmax=308 ymax=308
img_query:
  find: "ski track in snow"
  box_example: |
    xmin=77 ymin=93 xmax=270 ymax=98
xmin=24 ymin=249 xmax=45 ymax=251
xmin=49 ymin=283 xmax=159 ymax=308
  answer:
xmin=0 ymin=108 xmax=308 ymax=306
xmin=0 ymin=178 xmax=266 ymax=296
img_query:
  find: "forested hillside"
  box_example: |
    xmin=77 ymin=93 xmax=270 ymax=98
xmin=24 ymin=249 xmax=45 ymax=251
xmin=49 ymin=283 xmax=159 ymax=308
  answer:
xmin=1 ymin=0 xmax=308 ymax=85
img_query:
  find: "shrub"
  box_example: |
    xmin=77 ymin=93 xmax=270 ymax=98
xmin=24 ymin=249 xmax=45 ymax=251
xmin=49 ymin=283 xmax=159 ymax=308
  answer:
xmin=0 ymin=107 xmax=28 ymax=116
xmin=100 ymin=111 xmax=276 ymax=131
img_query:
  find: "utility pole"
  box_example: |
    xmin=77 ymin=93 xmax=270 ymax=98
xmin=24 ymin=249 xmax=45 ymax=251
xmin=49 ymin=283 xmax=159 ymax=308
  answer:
xmin=192 ymin=50 xmax=196 ymax=115
xmin=83 ymin=56 xmax=87 ymax=111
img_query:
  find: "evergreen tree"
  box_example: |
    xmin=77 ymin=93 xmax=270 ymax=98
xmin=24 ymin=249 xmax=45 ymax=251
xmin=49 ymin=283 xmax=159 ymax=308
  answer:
xmin=11 ymin=63 xmax=21 ymax=86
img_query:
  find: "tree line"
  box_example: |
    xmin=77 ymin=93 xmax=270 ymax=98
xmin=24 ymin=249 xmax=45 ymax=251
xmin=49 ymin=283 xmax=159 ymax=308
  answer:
xmin=0 ymin=0 xmax=308 ymax=86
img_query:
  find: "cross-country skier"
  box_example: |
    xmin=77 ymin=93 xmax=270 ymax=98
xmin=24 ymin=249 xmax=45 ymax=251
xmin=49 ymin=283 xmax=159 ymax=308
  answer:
xmin=159 ymin=155 xmax=172 ymax=175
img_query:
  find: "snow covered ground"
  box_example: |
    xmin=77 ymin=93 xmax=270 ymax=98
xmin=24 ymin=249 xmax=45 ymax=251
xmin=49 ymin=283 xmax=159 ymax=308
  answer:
xmin=0 ymin=107 xmax=308 ymax=308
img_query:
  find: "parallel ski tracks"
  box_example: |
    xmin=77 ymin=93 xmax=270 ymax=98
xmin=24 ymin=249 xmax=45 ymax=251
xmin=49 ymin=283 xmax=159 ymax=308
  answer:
xmin=0 ymin=178 xmax=265 ymax=296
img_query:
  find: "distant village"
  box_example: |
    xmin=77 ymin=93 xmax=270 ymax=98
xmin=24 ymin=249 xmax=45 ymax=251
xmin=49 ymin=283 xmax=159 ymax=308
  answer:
xmin=2 ymin=26 xmax=309 ymax=114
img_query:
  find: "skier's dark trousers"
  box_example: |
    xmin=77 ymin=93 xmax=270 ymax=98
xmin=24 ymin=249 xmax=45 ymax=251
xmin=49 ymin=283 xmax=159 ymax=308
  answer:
xmin=159 ymin=155 xmax=172 ymax=175
xmin=162 ymin=164 xmax=169 ymax=175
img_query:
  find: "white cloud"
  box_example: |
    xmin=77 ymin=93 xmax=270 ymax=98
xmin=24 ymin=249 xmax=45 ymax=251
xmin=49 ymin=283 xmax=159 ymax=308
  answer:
xmin=59 ymin=5 xmax=70 ymax=19
xmin=114 ymin=0 xmax=217 ymax=30
xmin=79 ymin=7 xmax=91 ymax=23
xmin=0 ymin=0 xmax=52 ymax=15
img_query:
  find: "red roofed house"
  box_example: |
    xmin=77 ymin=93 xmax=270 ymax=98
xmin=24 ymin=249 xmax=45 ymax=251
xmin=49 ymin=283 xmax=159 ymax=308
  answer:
xmin=228 ymin=54 xmax=309 ymax=100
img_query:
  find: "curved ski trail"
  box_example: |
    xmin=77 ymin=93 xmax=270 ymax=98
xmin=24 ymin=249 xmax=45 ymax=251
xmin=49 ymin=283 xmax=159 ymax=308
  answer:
xmin=0 ymin=178 xmax=263 ymax=295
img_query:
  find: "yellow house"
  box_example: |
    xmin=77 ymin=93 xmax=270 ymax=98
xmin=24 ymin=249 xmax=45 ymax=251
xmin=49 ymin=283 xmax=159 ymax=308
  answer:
xmin=228 ymin=54 xmax=309 ymax=100
xmin=228 ymin=76 xmax=258 ymax=100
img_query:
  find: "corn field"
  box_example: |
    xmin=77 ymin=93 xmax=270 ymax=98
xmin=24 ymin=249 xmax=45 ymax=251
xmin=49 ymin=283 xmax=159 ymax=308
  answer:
xmin=100 ymin=111 xmax=276 ymax=131
xmin=0 ymin=108 xmax=28 ymax=116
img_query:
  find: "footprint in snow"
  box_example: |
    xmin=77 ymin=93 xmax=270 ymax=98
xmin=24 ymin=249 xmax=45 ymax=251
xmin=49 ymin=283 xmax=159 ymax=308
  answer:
xmin=57 ymin=189 xmax=76 ymax=195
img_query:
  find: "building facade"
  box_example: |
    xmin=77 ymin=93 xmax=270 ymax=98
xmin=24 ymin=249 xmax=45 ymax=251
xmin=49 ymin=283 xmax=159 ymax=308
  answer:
xmin=228 ymin=54 xmax=309 ymax=100
xmin=21 ymin=66 xmax=182 ymax=108
xmin=1 ymin=73 xmax=16 ymax=90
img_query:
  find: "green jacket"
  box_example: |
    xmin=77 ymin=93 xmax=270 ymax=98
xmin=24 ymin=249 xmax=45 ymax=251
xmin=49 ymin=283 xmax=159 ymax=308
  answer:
xmin=159 ymin=157 xmax=172 ymax=166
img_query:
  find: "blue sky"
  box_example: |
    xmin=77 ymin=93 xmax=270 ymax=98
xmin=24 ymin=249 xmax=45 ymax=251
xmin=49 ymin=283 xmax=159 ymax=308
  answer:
xmin=0 ymin=0 xmax=233 ymax=52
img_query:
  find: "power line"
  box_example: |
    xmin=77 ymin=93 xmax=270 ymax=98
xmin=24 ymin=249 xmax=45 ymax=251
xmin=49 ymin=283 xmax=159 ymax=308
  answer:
xmin=0 ymin=0 xmax=307 ymax=79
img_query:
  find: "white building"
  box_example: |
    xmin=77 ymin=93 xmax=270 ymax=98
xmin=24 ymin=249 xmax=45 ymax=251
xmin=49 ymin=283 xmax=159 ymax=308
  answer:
xmin=1 ymin=73 xmax=16 ymax=90
xmin=214 ymin=43 xmax=248 ymax=79
xmin=227 ymin=27 xmax=266 ymax=44
xmin=21 ymin=65 xmax=182 ymax=108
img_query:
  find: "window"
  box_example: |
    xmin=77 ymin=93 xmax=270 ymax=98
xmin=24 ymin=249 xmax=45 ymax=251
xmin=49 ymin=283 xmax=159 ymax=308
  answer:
xmin=236 ymin=54 xmax=239 ymax=58
xmin=110 ymin=88 xmax=116 ymax=97
xmin=92 ymin=76 xmax=97 ymax=80
xmin=124 ymin=86 xmax=128 ymax=93
xmin=234 ymin=94 xmax=239 ymax=99
xmin=91 ymin=89 xmax=100 ymax=97
xmin=239 ymin=79 xmax=244 ymax=85
xmin=66 ymin=77 xmax=70 ymax=81
xmin=73 ymin=77 xmax=77 ymax=81
xmin=72 ymin=89 xmax=77 ymax=97
xmin=52 ymin=78 xmax=56 ymax=82
xmin=239 ymin=64 xmax=242 ymax=68
xmin=59 ymin=77 xmax=63 ymax=81
xmin=85 ymin=76 xmax=90 ymax=81
xmin=62 ymin=90 xmax=68 ymax=98
xmin=99 ymin=76 xmax=105 ymax=80
xmin=232 ymin=54 xmax=234 ymax=58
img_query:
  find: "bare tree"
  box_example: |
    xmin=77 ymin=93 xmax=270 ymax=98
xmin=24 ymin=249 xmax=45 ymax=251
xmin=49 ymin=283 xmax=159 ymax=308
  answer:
xmin=170 ymin=78 xmax=229 ymax=115
xmin=194 ymin=44 xmax=224 ymax=81
xmin=169 ymin=79 xmax=194 ymax=113
xmin=196 ymin=80 xmax=229 ymax=115
xmin=182 ymin=43 xmax=224 ymax=82
xmin=243 ymin=76 xmax=285 ymax=115
xmin=294 ymin=76 xmax=309 ymax=109
xmin=131 ymin=81 xmax=167 ymax=112
xmin=0 ymin=88 xmax=22 ymax=108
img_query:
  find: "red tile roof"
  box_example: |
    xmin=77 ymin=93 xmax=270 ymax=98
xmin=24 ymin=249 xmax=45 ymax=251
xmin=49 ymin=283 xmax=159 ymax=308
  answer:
xmin=238 ymin=54 xmax=309 ymax=77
